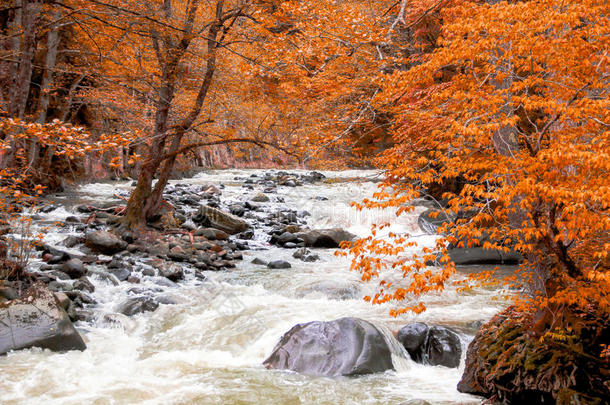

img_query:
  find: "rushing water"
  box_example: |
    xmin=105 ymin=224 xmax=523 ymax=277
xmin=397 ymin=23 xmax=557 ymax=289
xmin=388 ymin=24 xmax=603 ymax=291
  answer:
xmin=0 ymin=170 xmax=509 ymax=405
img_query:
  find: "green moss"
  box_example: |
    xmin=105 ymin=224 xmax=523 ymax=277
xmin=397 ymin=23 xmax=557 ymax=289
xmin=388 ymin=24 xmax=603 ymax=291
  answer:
xmin=461 ymin=307 xmax=609 ymax=403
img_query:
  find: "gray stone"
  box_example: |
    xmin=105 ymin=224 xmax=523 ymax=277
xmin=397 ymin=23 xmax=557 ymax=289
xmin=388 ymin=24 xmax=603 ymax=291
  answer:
xmin=85 ymin=231 xmax=127 ymax=254
xmin=397 ymin=323 xmax=429 ymax=362
xmin=295 ymin=228 xmax=357 ymax=248
xmin=73 ymin=277 xmax=95 ymax=293
xmin=427 ymin=326 xmax=462 ymax=368
xmin=194 ymin=228 xmax=229 ymax=240
xmin=0 ymin=286 xmax=19 ymax=301
xmin=53 ymin=292 xmax=71 ymax=310
xmin=418 ymin=209 xmax=453 ymax=234
xmin=251 ymin=257 xmax=267 ymax=266
xmin=158 ymin=264 xmax=184 ymax=282
xmin=0 ymin=283 xmax=86 ymax=355
xmin=192 ymin=205 xmax=250 ymax=235
xmin=448 ymin=246 xmax=522 ymax=265
xmin=251 ymin=193 xmax=270 ymax=203
xmin=263 ymin=317 xmax=393 ymax=376
xmin=267 ymin=260 xmax=292 ymax=269
xmin=117 ymin=296 xmax=159 ymax=316
xmin=109 ymin=268 xmax=131 ymax=282
xmin=61 ymin=258 xmax=87 ymax=279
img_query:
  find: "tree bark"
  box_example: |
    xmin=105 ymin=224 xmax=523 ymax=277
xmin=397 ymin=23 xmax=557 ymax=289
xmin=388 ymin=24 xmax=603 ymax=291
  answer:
xmin=123 ymin=0 xmax=210 ymax=230
xmin=38 ymin=10 xmax=61 ymax=124
xmin=9 ymin=0 xmax=41 ymax=118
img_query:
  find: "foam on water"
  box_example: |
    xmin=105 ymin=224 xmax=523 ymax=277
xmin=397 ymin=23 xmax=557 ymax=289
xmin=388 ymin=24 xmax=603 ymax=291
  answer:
xmin=0 ymin=169 xmax=505 ymax=404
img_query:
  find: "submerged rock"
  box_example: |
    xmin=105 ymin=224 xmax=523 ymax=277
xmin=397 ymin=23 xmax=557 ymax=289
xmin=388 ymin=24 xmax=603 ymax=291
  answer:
xmin=0 ymin=283 xmax=86 ymax=355
xmin=295 ymin=280 xmax=360 ymax=300
xmin=263 ymin=317 xmax=393 ymax=376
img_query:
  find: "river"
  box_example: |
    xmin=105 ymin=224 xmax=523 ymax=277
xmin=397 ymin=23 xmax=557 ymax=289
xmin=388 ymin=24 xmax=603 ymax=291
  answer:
xmin=0 ymin=169 xmax=509 ymax=404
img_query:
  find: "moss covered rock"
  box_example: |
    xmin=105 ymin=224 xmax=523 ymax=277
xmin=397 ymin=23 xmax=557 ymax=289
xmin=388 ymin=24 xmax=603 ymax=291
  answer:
xmin=458 ymin=307 xmax=609 ymax=404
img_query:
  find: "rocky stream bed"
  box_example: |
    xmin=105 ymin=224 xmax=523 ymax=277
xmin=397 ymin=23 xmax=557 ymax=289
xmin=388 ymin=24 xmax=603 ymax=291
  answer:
xmin=0 ymin=169 xmax=513 ymax=404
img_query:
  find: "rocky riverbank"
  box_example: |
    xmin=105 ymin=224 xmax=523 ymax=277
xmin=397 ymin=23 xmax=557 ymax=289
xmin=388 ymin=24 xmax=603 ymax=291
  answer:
xmin=0 ymin=169 xmax=513 ymax=404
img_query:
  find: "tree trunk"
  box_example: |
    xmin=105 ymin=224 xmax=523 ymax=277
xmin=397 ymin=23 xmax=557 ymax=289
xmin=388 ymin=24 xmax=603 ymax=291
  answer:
xmin=38 ymin=10 xmax=60 ymax=124
xmin=9 ymin=0 xmax=41 ymax=118
xmin=123 ymin=0 xmax=225 ymax=231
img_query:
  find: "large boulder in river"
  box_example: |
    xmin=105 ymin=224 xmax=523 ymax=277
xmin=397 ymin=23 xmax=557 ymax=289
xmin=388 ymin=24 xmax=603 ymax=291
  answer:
xmin=295 ymin=228 xmax=357 ymax=248
xmin=396 ymin=323 xmax=462 ymax=368
xmin=427 ymin=326 xmax=462 ymax=368
xmin=85 ymin=230 xmax=127 ymax=254
xmin=193 ymin=205 xmax=250 ymax=235
xmin=0 ymin=283 xmax=86 ymax=355
xmin=263 ymin=317 xmax=393 ymax=376
xmin=396 ymin=322 xmax=429 ymax=362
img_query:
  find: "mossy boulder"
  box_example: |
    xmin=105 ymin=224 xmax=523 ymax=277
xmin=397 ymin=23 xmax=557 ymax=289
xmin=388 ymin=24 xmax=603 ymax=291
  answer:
xmin=458 ymin=307 xmax=609 ymax=404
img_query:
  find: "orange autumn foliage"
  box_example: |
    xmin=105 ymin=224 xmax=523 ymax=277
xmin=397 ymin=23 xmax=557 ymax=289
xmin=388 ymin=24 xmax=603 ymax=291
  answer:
xmin=347 ymin=0 xmax=610 ymax=323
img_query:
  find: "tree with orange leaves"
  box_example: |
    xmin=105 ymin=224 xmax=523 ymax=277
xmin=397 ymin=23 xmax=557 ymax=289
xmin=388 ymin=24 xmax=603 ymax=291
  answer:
xmin=347 ymin=0 xmax=608 ymax=401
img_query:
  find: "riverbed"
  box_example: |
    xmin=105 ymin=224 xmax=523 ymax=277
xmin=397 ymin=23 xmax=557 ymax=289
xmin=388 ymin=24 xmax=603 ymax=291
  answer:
xmin=0 ymin=169 xmax=509 ymax=404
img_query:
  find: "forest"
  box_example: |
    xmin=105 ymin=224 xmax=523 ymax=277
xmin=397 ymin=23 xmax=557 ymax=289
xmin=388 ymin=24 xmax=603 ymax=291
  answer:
xmin=0 ymin=1 xmax=608 ymax=404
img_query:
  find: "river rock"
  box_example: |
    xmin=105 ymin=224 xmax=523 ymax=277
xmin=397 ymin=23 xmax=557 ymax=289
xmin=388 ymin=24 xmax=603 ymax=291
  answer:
xmin=396 ymin=322 xmax=429 ymax=362
xmin=62 ymin=235 xmax=84 ymax=248
xmin=295 ymin=280 xmax=360 ymax=300
xmin=193 ymin=205 xmax=250 ymax=235
xmin=396 ymin=323 xmax=461 ymax=368
xmin=53 ymin=292 xmax=71 ymax=310
xmin=0 ymin=283 xmax=86 ymax=355
xmin=251 ymin=193 xmax=270 ymax=203
xmin=295 ymin=228 xmax=357 ymax=248
xmin=448 ymin=246 xmax=522 ymax=265
xmin=251 ymin=257 xmax=267 ymax=266
xmin=73 ymin=277 xmax=95 ymax=293
xmin=61 ymin=258 xmax=87 ymax=279
xmin=194 ymin=227 xmax=229 ymax=240
xmin=263 ymin=317 xmax=394 ymax=376
xmin=292 ymin=247 xmax=320 ymax=262
xmin=117 ymin=296 xmax=159 ymax=316
xmin=267 ymin=260 xmax=291 ymax=269
xmin=109 ymin=267 xmax=131 ymax=282
xmin=85 ymin=230 xmax=127 ymax=254
xmin=0 ymin=286 xmax=19 ymax=301
xmin=427 ymin=326 xmax=462 ymax=368
xmin=158 ymin=263 xmax=184 ymax=282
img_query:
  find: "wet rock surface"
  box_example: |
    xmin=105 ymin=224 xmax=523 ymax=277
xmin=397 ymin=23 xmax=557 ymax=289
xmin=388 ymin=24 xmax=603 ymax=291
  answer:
xmin=396 ymin=323 xmax=462 ymax=368
xmin=3 ymin=170 xmax=340 ymax=333
xmin=0 ymin=283 xmax=86 ymax=355
xmin=263 ymin=317 xmax=394 ymax=377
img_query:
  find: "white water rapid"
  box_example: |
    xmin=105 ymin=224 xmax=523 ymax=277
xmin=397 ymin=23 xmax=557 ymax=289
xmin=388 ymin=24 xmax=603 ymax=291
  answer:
xmin=0 ymin=169 xmax=509 ymax=405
